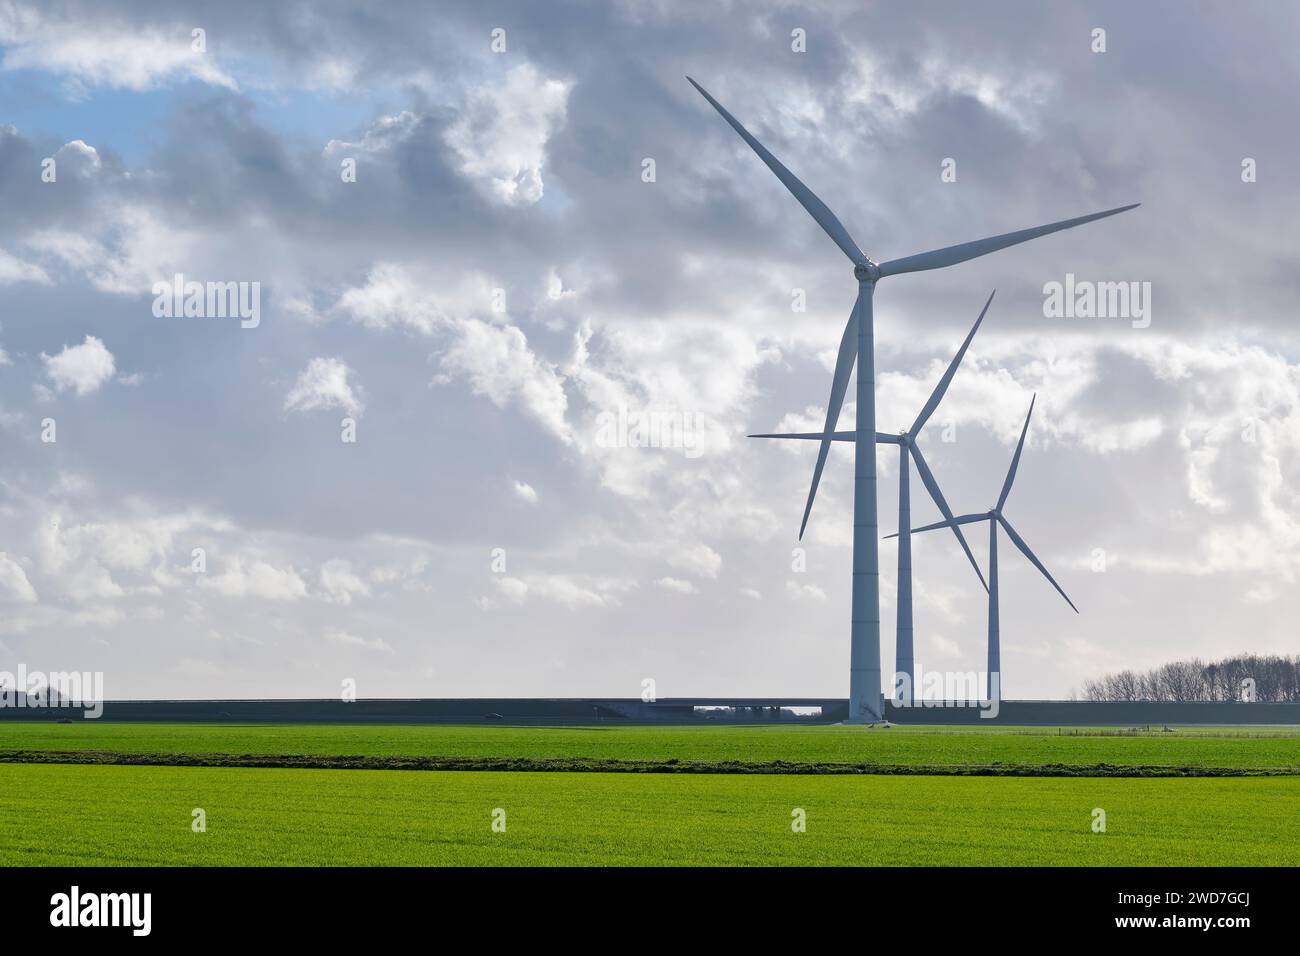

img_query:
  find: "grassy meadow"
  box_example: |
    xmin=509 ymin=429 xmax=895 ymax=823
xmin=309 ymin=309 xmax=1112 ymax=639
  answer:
xmin=2 ymin=762 xmax=1296 ymax=866
xmin=3 ymin=721 xmax=1295 ymax=865
xmin=0 ymin=721 xmax=1297 ymax=773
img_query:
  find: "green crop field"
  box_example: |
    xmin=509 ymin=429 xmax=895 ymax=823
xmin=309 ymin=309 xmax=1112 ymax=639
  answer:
xmin=2 ymin=721 xmax=1298 ymax=774
xmin=1 ymin=762 xmax=1295 ymax=866
xmin=3 ymin=722 xmax=1294 ymax=865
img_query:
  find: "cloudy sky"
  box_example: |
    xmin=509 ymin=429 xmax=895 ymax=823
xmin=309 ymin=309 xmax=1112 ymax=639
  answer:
xmin=0 ymin=0 xmax=1296 ymax=700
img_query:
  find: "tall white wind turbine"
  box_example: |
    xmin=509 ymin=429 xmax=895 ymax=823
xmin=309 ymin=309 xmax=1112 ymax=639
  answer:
xmin=750 ymin=291 xmax=996 ymax=705
xmin=900 ymin=395 xmax=1077 ymax=702
xmin=688 ymin=77 xmax=1134 ymax=721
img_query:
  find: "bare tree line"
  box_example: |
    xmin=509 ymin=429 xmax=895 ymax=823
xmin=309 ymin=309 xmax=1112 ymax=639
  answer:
xmin=1080 ymin=654 xmax=1300 ymax=703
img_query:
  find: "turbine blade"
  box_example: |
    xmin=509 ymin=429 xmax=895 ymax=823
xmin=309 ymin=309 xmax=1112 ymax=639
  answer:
xmin=749 ymin=431 xmax=855 ymax=441
xmin=910 ymin=289 xmax=994 ymax=435
xmin=877 ymin=203 xmax=1140 ymax=278
xmin=687 ymin=77 xmax=868 ymax=267
xmin=998 ymin=394 xmax=1036 ymax=510
xmin=909 ymin=443 xmax=988 ymax=590
xmin=998 ymin=515 xmax=1078 ymax=613
xmin=797 ymin=294 xmax=861 ymax=539
xmin=886 ymin=513 xmax=985 ymax=539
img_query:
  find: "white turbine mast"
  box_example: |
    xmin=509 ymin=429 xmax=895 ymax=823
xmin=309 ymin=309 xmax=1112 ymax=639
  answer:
xmin=750 ymin=290 xmax=996 ymax=705
xmin=898 ymin=395 xmax=1078 ymax=702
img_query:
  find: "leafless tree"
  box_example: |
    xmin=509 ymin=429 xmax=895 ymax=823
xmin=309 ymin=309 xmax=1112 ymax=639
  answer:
xmin=1080 ymin=654 xmax=1300 ymax=702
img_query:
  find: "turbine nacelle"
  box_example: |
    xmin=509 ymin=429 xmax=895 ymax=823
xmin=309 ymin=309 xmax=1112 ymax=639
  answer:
xmin=854 ymin=262 xmax=881 ymax=282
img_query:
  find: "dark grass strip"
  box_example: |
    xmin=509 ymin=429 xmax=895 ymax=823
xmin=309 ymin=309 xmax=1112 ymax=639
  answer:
xmin=0 ymin=749 xmax=1294 ymax=777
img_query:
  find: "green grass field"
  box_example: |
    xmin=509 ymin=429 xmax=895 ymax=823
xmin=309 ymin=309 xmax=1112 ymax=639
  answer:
xmin=3 ymin=722 xmax=1295 ymax=865
xmin=2 ymin=721 xmax=1297 ymax=773
xmin=1 ymin=762 xmax=1295 ymax=866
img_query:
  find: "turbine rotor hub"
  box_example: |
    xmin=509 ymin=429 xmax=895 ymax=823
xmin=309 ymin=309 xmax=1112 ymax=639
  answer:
xmin=854 ymin=261 xmax=880 ymax=282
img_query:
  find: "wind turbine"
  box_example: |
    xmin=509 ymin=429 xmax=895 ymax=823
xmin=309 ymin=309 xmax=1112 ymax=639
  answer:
xmin=899 ymin=395 xmax=1077 ymax=702
xmin=687 ymin=76 xmax=1135 ymax=721
xmin=750 ymin=290 xmax=996 ymax=705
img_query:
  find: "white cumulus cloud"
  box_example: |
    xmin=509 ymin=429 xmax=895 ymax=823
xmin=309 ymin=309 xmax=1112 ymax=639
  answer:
xmin=0 ymin=554 xmax=37 ymax=603
xmin=284 ymin=357 xmax=366 ymax=416
xmin=437 ymin=319 xmax=571 ymax=442
xmin=42 ymin=335 xmax=115 ymax=396
xmin=0 ymin=12 xmax=237 ymax=92
xmin=655 ymin=576 xmax=697 ymax=594
xmin=0 ymin=248 xmax=51 ymax=285
xmin=319 ymin=559 xmax=372 ymax=606
xmin=200 ymin=559 xmax=308 ymax=601
xmin=444 ymin=63 xmax=570 ymax=206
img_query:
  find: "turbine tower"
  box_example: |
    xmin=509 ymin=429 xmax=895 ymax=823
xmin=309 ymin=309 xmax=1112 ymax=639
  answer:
xmin=688 ymin=77 xmax=1136 ymax=721
xmin=750 ymin=291 xmax=996 ymax=704
xmin=901 ymin=395 xmax=1078 ymax=701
